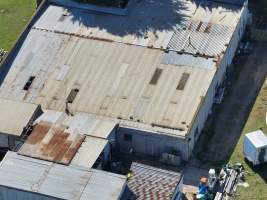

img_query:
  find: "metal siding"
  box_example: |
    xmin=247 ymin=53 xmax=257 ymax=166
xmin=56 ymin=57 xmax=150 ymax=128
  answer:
xmin=116 ymin=127 xmax=188 ymax=160
xmin=0 ymin=152 xmax=126 ymax=200
xmin=186 ymin=5 xmax=249 ymax=159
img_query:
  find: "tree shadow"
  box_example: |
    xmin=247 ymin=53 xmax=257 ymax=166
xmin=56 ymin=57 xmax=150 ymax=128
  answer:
xmin=66 ymin=0 xmax=193 ymax=38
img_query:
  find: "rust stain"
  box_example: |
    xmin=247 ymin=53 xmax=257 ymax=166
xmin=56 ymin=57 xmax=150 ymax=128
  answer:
xmin=187 ymin=21 xmax=192 ymax=30
xmin=204 ymin=23 xmax=212 ymax=33
xmin=26 ymin=122 xmax=51 ymax=144
xmin=196 ymin=21 xmax=203 ymax=31
xmin=62 ymin=135 xmax=85 ymax=164
xmin=19 ymin=122 xmax=85 ymax=165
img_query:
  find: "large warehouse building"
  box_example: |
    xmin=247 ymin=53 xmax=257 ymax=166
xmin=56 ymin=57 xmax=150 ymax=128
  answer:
xmin=0 ymin=0 xmax=250 ymax=161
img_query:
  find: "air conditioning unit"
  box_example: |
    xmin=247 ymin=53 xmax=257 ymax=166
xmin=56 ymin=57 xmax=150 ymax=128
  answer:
xmin=160 ymin=153 xmax=181 ymax=166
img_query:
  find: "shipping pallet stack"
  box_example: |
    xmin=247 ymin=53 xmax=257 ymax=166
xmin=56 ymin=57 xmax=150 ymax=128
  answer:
xmin=214 ymin=164 xmax=245 ymax=200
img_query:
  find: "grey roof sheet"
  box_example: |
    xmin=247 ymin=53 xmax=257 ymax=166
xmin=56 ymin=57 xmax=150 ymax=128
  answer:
xmin=0 ymin=0 xmax=244 ymax=136
xmin=167 ymin=20 xmax=235 ymax=57
xmin=161 ymin=51 xmax=215 ymax=69
xmin=0 ymin=29 xmax=216 ymax=135
xmin=0 ymin=152 xmax=126 ymax=200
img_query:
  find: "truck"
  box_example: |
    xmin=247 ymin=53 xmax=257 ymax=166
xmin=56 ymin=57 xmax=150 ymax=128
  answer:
xmin=243 ymin=130 xmax=267 ymax=166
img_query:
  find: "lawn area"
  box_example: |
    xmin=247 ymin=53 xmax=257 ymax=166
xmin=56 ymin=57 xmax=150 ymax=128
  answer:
xmin=0 ymin=0 xmax=35 ymax=51
xmin=229 ymin=78 xmax=267 ymax=200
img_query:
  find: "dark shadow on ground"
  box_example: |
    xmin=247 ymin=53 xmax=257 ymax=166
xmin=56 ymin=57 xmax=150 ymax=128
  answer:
xmin=194 ymin=43 xmax=267 ymax=166
xmin=244 ymin=159 xmax=267 ymax=183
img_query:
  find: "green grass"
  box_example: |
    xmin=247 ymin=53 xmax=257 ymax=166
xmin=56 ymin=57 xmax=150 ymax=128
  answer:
xmin=0 ymin=0 xmax=35 ymax=51
xmin=229 ymin=79 xmax=267 ymax=200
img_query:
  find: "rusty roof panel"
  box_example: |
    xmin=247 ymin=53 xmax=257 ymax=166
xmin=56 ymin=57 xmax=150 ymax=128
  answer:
xmin=19 ymin=122 xmax=85 ymax=165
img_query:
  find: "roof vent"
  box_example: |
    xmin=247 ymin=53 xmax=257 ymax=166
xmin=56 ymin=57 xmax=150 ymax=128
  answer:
xmin=66 ymin=88 xmax=79 ymax=103
xmin=23 ymin=76 xmax=35 ymax=91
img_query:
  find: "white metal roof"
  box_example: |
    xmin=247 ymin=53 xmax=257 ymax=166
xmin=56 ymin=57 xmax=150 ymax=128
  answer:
xmin=35 ymin=110 xmax=117 ymax=138
xmin=0 ymin=29 xmax=216 ymax=136
xmin=71 ymin=136 xmax=108 ymax=168
xmin=0 ymin=0 xmax=244 ymax=137
xmin=0 ymin=98 xmax=39 ymax=136
xmin=0 ymin=151 xmax=126 ymax=200
xmin=245 ymin=130 xmax=267 ymax=148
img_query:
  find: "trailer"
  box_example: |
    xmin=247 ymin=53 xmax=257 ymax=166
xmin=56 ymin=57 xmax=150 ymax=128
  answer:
xmin=243 ymin=130 xmax=267 ymax=166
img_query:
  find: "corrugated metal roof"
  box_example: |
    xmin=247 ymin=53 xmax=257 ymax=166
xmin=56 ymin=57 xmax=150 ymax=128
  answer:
xmin=0 ymin=0 xmax=244 ymax=137
xmin=161 ymin=51 xmax=215 ymax=69
xmin=71 ymin=136 xmax=108 ymax=168
xmin=0 ymin=98 xmax=40 ymax=136
xmin=18 ymin=122 xmax=85 ymax=165
xmin=0 ymin=151 xmax=126 ymax=200
xmin=33 ymin=1 xmax=196 ymax=49
xmin=35 ymin=110 xmax=117 ymax=138
xmin=127 ymin=162 xmax=182 ymax=200
xmin=0 ymin=29 xmax=216 ymax=136
xmin=167 ymin=20 xmax=235 ymax=57
xmin=245 ymin=130 xmax=267 ymax=148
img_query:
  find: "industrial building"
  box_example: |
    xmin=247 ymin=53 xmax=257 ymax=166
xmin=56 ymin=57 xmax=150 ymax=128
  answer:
xmin=0 ymin=0 xmax=249 ymax=163
xmin=0 ymin=108 xmax=184 ymax=200
xmin=0 ymin=151 xmax=127 ymax=200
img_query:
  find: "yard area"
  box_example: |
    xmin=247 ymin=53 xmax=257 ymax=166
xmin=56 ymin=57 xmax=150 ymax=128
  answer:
xmin=184 ymin=43 xmax=267 ymax=200
xmin=0 ymin=0 xmax=35 ymax=50
xmin=229 ymin=79 xmax=267 ymax=200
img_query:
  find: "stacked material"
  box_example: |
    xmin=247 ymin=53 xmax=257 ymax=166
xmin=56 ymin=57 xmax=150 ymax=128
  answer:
xmin=214 ymin=164 xmax=245 ymax=200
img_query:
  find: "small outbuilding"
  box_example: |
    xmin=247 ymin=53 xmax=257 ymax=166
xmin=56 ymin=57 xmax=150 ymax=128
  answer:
xmin=243 ymin=130 xmax=267 ymax=165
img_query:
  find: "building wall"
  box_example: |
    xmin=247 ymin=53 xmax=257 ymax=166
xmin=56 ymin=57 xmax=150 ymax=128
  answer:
xmin=0 ymin=187 xmax=58 ymax=200
xmin=0 ymin=134 xmax=19 ymax=150
xmin=0 ymin=134 xmax=8 ymax=148
xmin=186 ymin=3 xmax=250 ymax=159
xmin=172 ymin=176 xmax=183 ymax=200
xmin=116 ymin=5 xmax=250 ymax=162
xmin=116 ymin=127 xmax=188 ymax=161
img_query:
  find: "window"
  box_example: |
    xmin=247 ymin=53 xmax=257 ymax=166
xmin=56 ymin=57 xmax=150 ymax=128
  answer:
xmin=23 ymin=76 xmax=35 ymax=91
xmin=149 ymin=68 xmax=163 ymax=85
xmin=66 ymin=88 xmax=79 ymax=103
xmin=177 ymin=73 xmax=190 ymax=90
xmin=123 ymin=134 xmax=132 ymax=142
